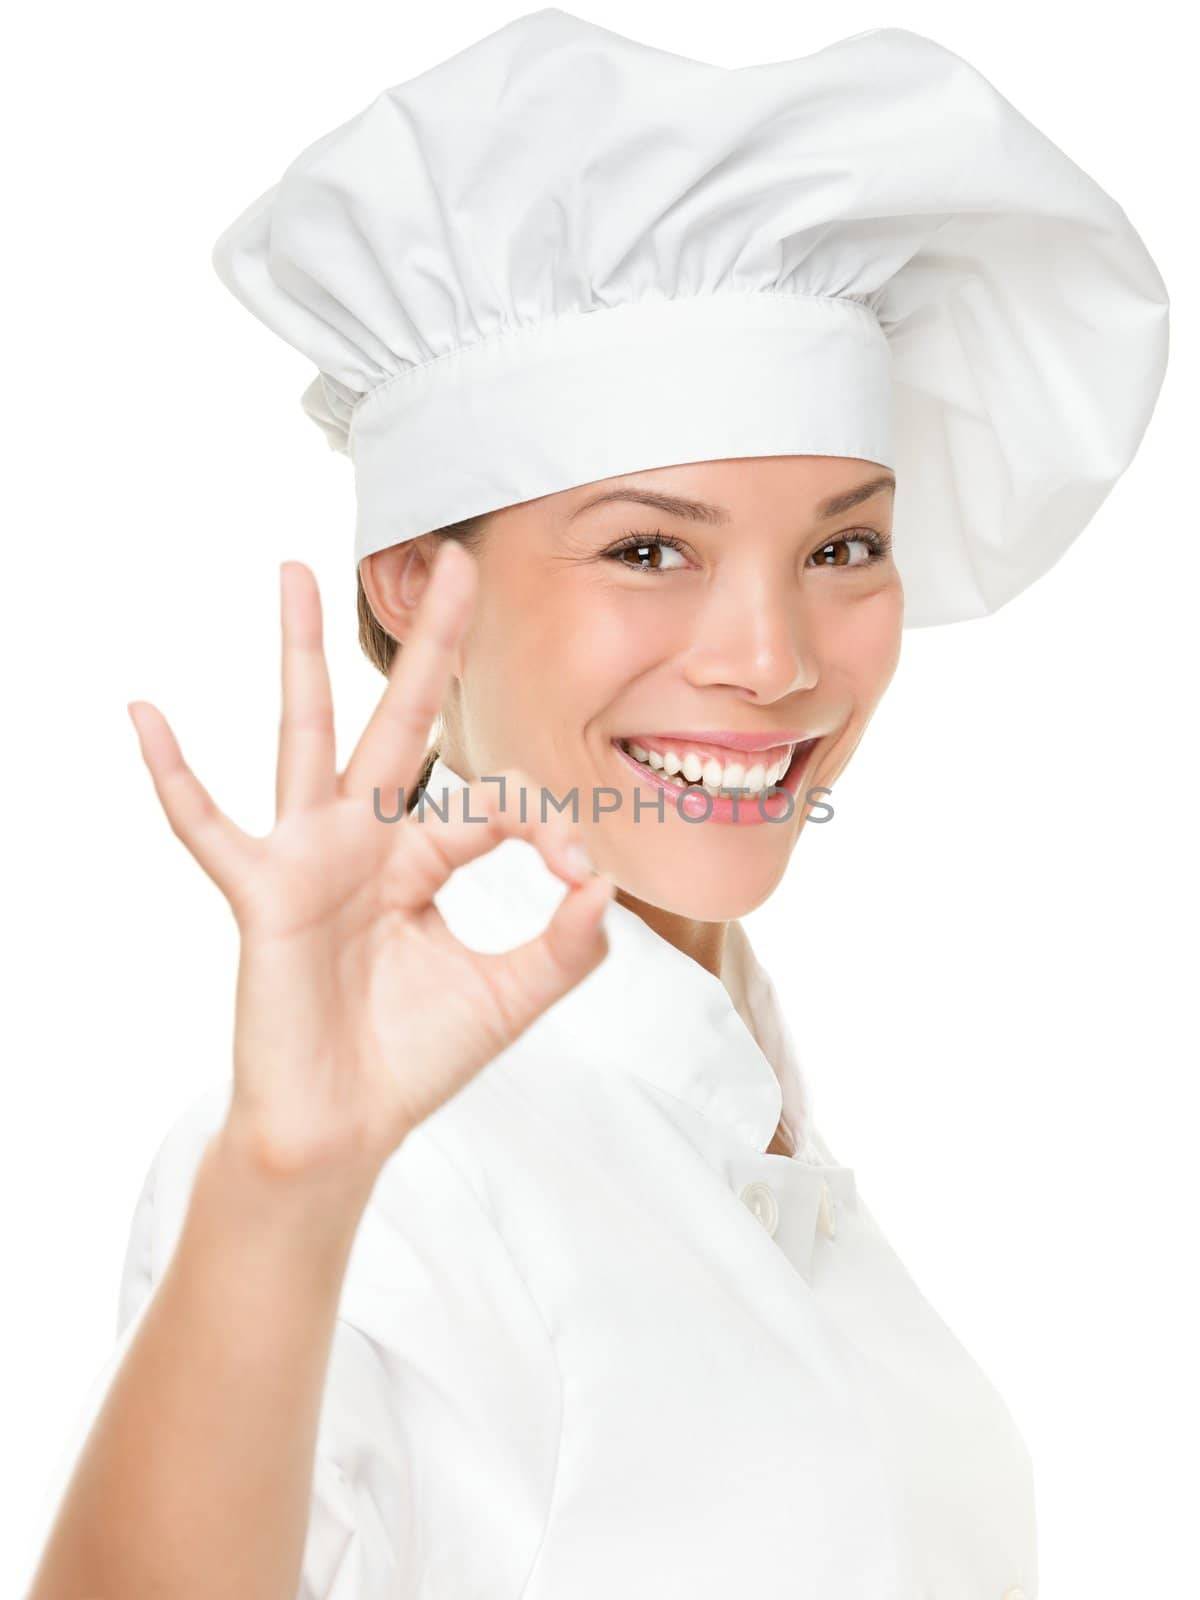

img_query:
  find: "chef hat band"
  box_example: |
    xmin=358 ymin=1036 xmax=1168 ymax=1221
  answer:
xmin=316 ymin=291 xmax=895 ymax=563
xmin=212 ymin=9 xmax=1169 ymax=627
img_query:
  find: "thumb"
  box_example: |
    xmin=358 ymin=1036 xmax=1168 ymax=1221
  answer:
xmin=482 ymin=873 xmax=615 ymax=1040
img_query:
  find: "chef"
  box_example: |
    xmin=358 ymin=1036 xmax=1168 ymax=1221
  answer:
xmin=27 ymin=11 xmax=1167 ymax=1600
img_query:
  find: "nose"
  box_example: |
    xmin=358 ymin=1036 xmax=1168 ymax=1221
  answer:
xmin=680 ymin=570 xmax=820 ymax=702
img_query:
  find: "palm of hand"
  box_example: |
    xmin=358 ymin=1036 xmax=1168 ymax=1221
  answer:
xmin=129 ymin=546 xmax=612 ymax=1183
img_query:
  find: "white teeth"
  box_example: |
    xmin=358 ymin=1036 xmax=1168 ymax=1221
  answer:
xmin=621 ymin=740 xmax=796 ymax=795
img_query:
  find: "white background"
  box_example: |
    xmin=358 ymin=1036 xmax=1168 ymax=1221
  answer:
xmin=4 ymin=3 xmax=1194 ymax=1594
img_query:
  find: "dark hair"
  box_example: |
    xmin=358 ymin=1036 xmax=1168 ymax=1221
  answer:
xmin=356 ymin=513 xmax=490 ymax=812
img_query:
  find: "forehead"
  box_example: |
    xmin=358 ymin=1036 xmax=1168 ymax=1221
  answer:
xmin=482 ymin=458 xmax=895 ymax=544
xmin=556 ymin=458 xmax=896 ymax=523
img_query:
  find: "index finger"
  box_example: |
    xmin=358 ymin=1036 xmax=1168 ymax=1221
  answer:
xmin=340 ymin=538 xmax=478 ymax=802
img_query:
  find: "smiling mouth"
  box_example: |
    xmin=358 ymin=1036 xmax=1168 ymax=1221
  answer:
xmin=612 ymin=737 xmax=812 ymax=798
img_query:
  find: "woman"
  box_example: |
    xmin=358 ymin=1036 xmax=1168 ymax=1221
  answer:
xmin=28 ymin=13 xmax=1167 ymax=1600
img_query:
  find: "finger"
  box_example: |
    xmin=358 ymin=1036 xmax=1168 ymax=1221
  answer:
xmin=389 ymin=768 xmax=599 ymax=912
xmin=276 ymin=562 xmax=337 ymax=818
xmin=128 ymin=701 xmax=254 ymax=897
xmin=478 ymin=870 xmax=614 ymax=1045
xmin=340 ymin=538 xmax=477 ymax=804
xmin=390 ymin=769 xmax=615 ymax=1045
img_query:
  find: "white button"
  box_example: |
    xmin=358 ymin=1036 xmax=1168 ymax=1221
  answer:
xmin=739 ymin=1181 xmax=779 ymax=1236
xmin=817 ymin=1179 xmax=837 ymax=1239
xmin=1001 ymin=1588 xmax=1026 ymax=1600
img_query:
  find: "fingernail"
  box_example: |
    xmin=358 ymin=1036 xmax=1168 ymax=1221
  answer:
xmin=565 ymin=841 xmax=592 ymax=880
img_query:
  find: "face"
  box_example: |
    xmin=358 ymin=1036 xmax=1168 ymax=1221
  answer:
xmin=363 ymin=456 xmax=903 ymax=920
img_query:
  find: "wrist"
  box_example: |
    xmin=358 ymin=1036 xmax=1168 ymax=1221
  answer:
xmin=199 ymin=1114 xmax=383 ymax=1260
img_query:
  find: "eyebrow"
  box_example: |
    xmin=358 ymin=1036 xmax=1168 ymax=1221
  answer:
xmin=567 ymin=472 xmax=896 ymax=525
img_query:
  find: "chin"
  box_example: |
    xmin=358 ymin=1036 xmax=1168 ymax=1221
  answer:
xmin=619 ymin=857 xmax=788 ymax=922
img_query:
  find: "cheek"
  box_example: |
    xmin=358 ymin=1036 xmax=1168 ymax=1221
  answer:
xmin=468 ymin=580 xmax=670 ymax=740
xmin=573 ymin=591 xmax=667 ymax=657
xmin=557 ymin=612 xmax=668 ymax=745
xmin=538 ymin=587 xmax=672 ymax=695
xmin=828 ymin=585 xmax=904 ymax=706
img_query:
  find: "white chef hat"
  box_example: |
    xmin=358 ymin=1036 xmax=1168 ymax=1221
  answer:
xmin=211 ymin=9 xmax=1168 ymax=627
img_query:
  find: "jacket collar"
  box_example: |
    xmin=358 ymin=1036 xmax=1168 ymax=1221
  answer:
xmin=421 ymin=754 xmax=813 ymax=1155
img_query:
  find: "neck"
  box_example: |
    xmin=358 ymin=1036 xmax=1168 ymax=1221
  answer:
xmin=613 ymin=888 xmax=727 ymax=979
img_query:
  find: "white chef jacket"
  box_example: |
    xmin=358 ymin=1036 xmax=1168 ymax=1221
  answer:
xmin=35 ymin=753 xmax=1038 ymax=1600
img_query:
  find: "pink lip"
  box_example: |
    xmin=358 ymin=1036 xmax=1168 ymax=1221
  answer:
xmin=621 ymin=730 xmax=813 ymax=755
xmin=611 ymin=738 xmax=820 ymax=828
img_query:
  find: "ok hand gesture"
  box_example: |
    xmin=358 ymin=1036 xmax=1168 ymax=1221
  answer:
xmin=128 ymin=543 xmax=613 ymax=1189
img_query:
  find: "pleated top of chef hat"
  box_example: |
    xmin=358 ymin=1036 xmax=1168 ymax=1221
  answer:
xmin=211 ymin=9 xmax=1169 ymax=626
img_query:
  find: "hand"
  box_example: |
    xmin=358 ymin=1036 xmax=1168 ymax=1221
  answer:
xmin=128 ymin=543 xmax=613 ymax=1189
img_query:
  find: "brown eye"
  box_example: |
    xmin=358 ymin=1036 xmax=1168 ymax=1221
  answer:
xmin=809 ymin=531 xmax=889 ymax=568
xmin=618 ymin=542 xmax=664 ymax=570
xmin=605 ymin=531 xmax=689 ymax=573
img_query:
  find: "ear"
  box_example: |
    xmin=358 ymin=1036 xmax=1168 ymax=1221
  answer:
xmin=360 ymin=536 xmax=463 ymax=667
